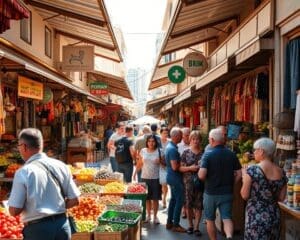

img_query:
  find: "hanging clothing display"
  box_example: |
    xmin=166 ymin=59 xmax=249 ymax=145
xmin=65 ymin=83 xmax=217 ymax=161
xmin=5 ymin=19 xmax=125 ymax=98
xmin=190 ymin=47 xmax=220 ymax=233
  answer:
xmin=284 ymin=37 xmax=300 ymax=109
xmin=294 ymin=92 xmax=300 ymax=134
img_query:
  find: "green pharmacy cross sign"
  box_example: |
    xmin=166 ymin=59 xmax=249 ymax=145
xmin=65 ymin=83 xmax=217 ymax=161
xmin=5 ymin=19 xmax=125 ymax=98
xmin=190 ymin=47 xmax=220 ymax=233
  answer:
xmin=168 ymin=65 xmax=186 ymax=84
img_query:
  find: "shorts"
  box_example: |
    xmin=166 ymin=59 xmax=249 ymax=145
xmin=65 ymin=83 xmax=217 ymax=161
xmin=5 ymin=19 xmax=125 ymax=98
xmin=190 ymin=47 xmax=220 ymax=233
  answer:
xmin=141 ymin=178 xmax=162 ymax=200
xmin=203 ymin=193 xmax=233 ymax=221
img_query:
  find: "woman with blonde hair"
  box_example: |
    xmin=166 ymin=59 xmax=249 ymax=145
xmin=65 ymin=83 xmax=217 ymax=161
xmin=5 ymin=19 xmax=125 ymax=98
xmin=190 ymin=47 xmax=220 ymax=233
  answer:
xmin=241 ymin=137 xmax=287 ymax=239
xmin=179 ymin=130 xmax=203 ymax=236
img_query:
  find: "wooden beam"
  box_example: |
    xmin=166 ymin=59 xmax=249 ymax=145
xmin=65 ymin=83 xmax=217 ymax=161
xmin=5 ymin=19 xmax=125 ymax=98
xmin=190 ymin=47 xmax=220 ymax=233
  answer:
xmin=55 ymin=30 xmax=115 ymax=51
xmin=95 ymin=52 xmax=120 ymax=63
xmin=183 ymin=0 xmax=207 ymax=6
xmin=27 ymin=0 xmax=106 ymax=27
xmin=171 ymin=15 xmax=238 ymax=39
xmin=163 ymin=36 xmax=217 ymax=55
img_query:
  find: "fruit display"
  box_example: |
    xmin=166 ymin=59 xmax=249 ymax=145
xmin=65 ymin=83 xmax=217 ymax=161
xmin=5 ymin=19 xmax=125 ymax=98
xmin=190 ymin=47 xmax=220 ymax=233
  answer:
xmin=94 ymin=223 xmax=127 ymax=232
xmin=0 ymin=155 xmax=9 ymax=167
xmin=127 ymin=183 xmax=146 ymax=194
xmin=94 ymin=169 xmax=123 ymax=185
xmin=0 ymin=211 xmax=23 ymax=239
xmin=237 ymin=139 xmax=254 ymax=165
xmin=74 ymin=167 xmax=97 ymax=181
xmin=103 ymin=182 xmax=126 ymax=194
xmin=107 ymin=204 xmax=142 ymax=213
xmin=5 ymin=163 xmax=22 ymax=178
xmin=79 ymin=182 xmax=102 ymax=194
xmin=257 ymin=122 xmax=269 ymax=132
xmin=68 ymin=196 xmax=106 ymax=221
xmin=98 ymin=195 xmax=123 ymax=205
xmin=75 ymin=220 xmax=97 ymax=232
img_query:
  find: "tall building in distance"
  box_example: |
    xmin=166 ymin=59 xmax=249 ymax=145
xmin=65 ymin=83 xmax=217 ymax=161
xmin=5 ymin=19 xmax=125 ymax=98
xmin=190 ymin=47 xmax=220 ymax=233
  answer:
xmin=126 ymin=68 xmax=148 ymax=117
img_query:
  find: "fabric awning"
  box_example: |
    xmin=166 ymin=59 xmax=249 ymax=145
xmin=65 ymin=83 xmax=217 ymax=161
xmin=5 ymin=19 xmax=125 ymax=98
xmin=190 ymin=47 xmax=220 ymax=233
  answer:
xmin=0 ymin=0 xmax=29 ymax=33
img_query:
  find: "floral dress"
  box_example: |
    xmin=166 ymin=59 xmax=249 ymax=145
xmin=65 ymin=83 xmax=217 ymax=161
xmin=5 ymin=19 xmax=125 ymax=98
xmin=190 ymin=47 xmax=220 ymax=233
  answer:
xmin=181 ymin=148 xmax=203 ymax=209
xmin=244 ymin=165 xmax=288 ymax=240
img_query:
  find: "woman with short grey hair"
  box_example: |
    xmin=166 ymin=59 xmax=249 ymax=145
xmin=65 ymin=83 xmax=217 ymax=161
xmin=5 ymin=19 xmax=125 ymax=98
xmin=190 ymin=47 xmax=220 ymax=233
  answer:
xmin=241 ymin=137 xmax=287 ymax=239
xmin=252 ymin=137 xmax=276 ymax=159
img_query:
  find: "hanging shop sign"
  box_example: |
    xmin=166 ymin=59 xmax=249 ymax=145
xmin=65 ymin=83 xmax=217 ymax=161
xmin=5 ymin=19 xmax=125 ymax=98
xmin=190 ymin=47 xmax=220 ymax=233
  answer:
xmin=168 ymin=65 xmax=186 ymax=84
xmin=42 ymin=87 xmax=53 ymax=104
xmin=62 ymin=45 xmax=94 ymax=72
xmin=90 ymin=82 xmax=109 ymax=95
xmin=18 ymin=76 xmax=43 ymax=100
xmin=183 ymin=52 xmax=208 ymax=77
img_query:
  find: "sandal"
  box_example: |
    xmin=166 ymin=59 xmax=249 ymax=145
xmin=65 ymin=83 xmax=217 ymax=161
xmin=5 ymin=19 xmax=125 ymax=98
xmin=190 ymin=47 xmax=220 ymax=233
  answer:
xmin=194 ymin=230 xmax=202 ymax=236
xmin=186 ymin=227 xmax=193 ymax=234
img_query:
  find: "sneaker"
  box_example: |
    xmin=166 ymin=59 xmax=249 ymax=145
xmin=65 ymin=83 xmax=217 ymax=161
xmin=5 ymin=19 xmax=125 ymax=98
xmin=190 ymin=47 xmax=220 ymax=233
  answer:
xmin=172 ymin=225 xmax=186 ymax=233
xmin=144 ymin=216 xmax=151 ymax=223
xmin=186 ymin=227 xmax=193 ymax=234
xmin=153 ymin=217 xmax=160 ymax=224
xmin=166 ymin=223 xmax=173 ymax=230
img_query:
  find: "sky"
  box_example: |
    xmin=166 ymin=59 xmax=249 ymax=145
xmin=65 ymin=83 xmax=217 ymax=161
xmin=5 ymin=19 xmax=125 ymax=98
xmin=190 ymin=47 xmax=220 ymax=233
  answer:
xmin=105 ymin=0 xmax=167 ymax=71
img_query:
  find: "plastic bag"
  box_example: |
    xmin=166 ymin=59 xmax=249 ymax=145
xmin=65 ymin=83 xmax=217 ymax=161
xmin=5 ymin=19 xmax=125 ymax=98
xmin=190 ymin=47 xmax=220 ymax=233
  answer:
xmin=159 ymin=167 xmax=167 ymax=185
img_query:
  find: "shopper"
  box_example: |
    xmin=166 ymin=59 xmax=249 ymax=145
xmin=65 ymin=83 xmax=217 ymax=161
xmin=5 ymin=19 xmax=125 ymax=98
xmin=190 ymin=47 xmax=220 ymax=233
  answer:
xmin=137 ymin=135 xmax=162 ymax=224
xmin=241 ymin=137 xmax=287 ymax=240
xmin=107 ymin=122 xmax=125 ymax=172
xmin=165 ymin=127 xmax=186 ymax=233
xmin=8 ymin=128 xmax=80 ymax=240
xmin=177 ymin=127 xmax=190 ymax=219
xmin=159 ymin=126 xmax=170 ymax=208
xmin=198 ymin=128 xmax=242 ymax=240
xmin=115 ymin=126 xmax=136 ymax=183
xmin=180 ymin=130 xmax=203 ymax=236
xmin=133 ymin=125 xmax=151 ymax=181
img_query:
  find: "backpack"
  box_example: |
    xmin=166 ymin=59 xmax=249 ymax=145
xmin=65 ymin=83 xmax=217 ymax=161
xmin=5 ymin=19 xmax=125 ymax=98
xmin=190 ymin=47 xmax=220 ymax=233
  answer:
xmin=115 ymin=137 xmax=127 ymax=163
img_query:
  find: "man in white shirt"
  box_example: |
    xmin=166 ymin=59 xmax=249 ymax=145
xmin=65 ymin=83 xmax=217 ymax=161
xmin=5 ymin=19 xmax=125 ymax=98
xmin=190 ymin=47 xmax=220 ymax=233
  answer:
xmin=107 ymin=122 xmax=125 ymax=172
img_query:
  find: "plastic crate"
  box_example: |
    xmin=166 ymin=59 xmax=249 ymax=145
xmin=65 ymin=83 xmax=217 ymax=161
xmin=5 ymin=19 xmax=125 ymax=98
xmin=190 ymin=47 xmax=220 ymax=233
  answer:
xmin=122 ymin=199 xmax=142 ymax=207
xmin=98 ymin=210 xmax=141 ymax=227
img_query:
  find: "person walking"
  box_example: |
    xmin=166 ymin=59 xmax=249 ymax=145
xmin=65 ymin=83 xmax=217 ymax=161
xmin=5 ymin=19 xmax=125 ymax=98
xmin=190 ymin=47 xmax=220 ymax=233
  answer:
xmin=198 ymin=128 xmax=242 ymax=240
xmin=115 ymin=126 xmax=136 ymax=183
xmin=241 ymin=137 xmax=287 ymax=240
xmin=8 ymin=128 xmax=80 ymax=240
xmin=165 ymin=127 xmax=186 ymax=233
xmin=133 ymin=125 xmax=151 ymax=181
xmin=136 ymin=135 xmax=162 ymax=224
xmin=180 ymin=130 xmax=203 ymax=236
xmin=107 ymin=122 xmax=125 ymax=172
xmin=159 ymin=127 xmax=170 ymax=208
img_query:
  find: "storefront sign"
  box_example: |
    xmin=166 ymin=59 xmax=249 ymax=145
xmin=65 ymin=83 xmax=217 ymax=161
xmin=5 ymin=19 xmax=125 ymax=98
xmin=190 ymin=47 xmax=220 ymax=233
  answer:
xmin=168 ymin=65 xmax=186 ymax=84
xmin=62 ymin=45 xmax=94 ymax=72
xmin=183 ymin=52 xmax=208 ymax=77
xmin=90 ymin=82 xmax=109 ymax=95
xmin=18 ymin=76 xmax=43 ymax=100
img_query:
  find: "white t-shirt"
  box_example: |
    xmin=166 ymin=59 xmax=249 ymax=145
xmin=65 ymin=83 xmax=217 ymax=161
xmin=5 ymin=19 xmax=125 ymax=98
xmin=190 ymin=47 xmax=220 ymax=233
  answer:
xmin=177 ymin=141 xmax=190 ymax=156
xmin=140 ymin=148 xmax=161 ymax=179
xmin=108 ymin=133 xmax=123 ymax=157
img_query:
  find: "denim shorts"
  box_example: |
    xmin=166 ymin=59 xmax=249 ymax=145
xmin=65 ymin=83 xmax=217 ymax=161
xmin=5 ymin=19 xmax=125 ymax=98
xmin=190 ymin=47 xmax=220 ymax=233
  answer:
xmin=203 ymin=193 xmax=233 ymax=221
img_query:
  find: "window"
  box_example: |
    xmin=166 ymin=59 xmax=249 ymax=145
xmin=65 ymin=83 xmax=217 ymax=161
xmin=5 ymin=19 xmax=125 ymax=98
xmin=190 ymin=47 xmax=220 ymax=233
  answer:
xmin=20 ymin=11 xmax=32 ymax=44
xmin=45 ymin=26 xmax=52 ymax=58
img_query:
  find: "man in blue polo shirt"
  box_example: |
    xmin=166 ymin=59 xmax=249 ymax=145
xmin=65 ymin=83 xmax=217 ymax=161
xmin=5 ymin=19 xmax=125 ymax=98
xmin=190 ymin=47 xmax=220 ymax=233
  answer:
xmin=198 ymin=128 xmax=242 ymax=240
xmin=165 ymin=127 xmax=186 ymax=233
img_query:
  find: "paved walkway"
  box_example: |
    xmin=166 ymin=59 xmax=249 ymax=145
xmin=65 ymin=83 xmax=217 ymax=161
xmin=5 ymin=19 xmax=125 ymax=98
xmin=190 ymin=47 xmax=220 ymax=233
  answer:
xmin=97 ymin=157 xmax=244 ymax=240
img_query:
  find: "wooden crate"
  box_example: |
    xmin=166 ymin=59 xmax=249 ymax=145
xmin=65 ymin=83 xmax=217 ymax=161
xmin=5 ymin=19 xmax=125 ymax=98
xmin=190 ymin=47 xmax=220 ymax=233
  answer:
xmin=71 ymin=232 xmax=92 ymax=240
xmin=94 ymin=229 xmax=128 ymax=240
xmin=128 ymin=220 xmax=141 ymax=240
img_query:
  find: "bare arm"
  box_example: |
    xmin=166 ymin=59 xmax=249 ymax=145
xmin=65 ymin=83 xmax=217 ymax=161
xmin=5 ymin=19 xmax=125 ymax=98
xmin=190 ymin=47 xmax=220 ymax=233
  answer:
xmin=278 ymin=184 xmax=287 ymax=202
xmin=234 ymin=169 xmax=242 ymax=183
xmin=170 ymin=160 xmax=180 ymax=171
xmin=65 ymin=197 xmax=79 ymax=209
xmin=179 ymin=164 xmax=199 ymax=173
xmin=129 ymin=146 xmax=136 ymax=161
xmin=198 ymin=168 xmax=207 ymax=181
xmin=240 ymin=173 xmax=252 ymax=200
xmin=9 ymin=206 xmax=23 ymax=216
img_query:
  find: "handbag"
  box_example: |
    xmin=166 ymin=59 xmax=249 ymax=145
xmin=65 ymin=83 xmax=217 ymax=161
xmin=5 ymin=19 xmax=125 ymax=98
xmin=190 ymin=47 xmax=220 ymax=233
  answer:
xmin=32 ymin=160 xmax=77 ymax=234
xmin=193 ymin=173 xmax=204 ymax=192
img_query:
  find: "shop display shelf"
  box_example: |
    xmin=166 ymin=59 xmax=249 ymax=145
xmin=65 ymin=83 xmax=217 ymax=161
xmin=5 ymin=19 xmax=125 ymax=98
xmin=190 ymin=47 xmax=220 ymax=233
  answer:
xmin=94 ymin=227 xmax=128 ymax=240
xmin=71 ymin=232 xmax=92 ymax=240
xmin=98 ymin=210 xmax=141 ymax=227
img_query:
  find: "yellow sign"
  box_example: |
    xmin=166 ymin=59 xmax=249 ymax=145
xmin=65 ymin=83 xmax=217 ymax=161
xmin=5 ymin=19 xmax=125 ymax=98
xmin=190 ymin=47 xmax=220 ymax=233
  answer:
xmin=18 ymin=76 xmax=43 ymax=100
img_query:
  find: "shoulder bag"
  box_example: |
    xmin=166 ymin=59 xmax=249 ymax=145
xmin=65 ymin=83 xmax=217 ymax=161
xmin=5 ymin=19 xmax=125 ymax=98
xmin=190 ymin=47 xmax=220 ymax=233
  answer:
xmin=32 ymin=160 xmax=77 ymax=234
